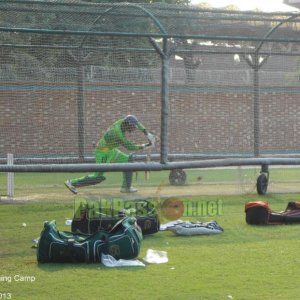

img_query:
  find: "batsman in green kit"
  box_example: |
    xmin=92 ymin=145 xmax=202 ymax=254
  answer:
xmin=65 ymin=115 xmax=156 ymax=194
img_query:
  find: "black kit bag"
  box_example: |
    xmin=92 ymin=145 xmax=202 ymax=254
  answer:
xmin=245 ymin=201 xmax=300 ymax=225
xmin=71 ymin=198 xmax=160 ymax=236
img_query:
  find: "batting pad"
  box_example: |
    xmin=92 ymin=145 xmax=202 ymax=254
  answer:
xmin=161 ymin=220 xmax=224 ymax=236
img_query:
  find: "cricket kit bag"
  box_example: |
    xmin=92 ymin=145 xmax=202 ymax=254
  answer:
xmin=37 ymin=217 xmax=143 ymax=263
xmin=71 ymin=198 xmax=160 ymax=236
xmin=245 ymin=201 xmax=300 ymax=225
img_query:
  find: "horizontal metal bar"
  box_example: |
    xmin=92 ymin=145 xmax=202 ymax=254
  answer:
xmin=0 ymin=0 xmax=298 ymax=16
xmin=1 ymin=27 xmax=300 ymax=44
xmin=0 ymin=153 xmax=251 ymax=164
xmin=1 ymin=5 xmax=298 ymax=24
xmin=0 ymin=43 xmax=299 ymax=56
xmin=1 ymin=157 xmax=300 ymax=172
xmin=2 ymin=153 xmax=300 ymax=165
xmin=2 ymin=0 xmax=300 ymax=17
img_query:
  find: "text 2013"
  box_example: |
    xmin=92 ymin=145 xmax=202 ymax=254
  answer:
xmin=0 ymin=293 xmax=12 ymax=299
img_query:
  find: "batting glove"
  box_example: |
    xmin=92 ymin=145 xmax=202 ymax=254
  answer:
xmin=147 ymin=133 xmax=156 ymax=146
xmin=141 ymin=143 xmax=152 ymax=149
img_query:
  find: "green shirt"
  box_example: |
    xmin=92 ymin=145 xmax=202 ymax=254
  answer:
xmin=97 ymin=118 xmax=146 ymax=151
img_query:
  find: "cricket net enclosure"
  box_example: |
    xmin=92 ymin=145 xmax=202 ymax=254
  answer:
xmin=1 ymin=1 xmax=300 ymax=195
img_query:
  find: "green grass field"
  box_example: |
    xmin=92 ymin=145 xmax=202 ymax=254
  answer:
xmin=1 ymin=169 xmax=300 ymax=299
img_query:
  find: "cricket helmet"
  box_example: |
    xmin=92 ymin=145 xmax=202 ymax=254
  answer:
xmin=124 ymin=115 xmax=139 ymax=128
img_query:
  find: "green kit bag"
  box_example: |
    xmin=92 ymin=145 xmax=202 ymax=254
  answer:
xmin=37 ymin=217 xmax=143 ymax=263
xmin=71 ymin=197 xmax=160 ymax=236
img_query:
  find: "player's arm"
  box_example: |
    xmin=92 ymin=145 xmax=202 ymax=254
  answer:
xmin=120 ymin=135 xmax=147 ymax=150
xmin=136 ymin=121 xmax=156 ymax=147
xmin=117 ymin=126 xmax=145 ymax=150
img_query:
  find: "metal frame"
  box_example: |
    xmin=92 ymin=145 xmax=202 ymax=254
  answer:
xmin=1 ymin=2 xmax=300 ymax=172
xmin=2 ymin=157 xmax=300 ymax=173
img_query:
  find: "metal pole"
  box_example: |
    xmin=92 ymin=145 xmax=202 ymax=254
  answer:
xmin=253 ymin=55 xmax=260 ymax=157
xmin=3 ymin=157 xmax=300 ymax=173
xmin=77 ymin=50 xmax=85 ymax=161
xmin=160 ymin=38 xmax=170 ymax=164
xmin=7 ymin=153 xmax=14 ymax=200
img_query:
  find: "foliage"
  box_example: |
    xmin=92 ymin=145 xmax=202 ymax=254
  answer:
xmin=83 ymin=0 xmax=191 ymax=4
xmin=0 ymin=1 xmax=298 ymax=80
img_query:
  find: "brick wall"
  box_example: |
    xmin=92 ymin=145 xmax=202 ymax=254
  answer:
xmin=1 ymin=82 xmax=300 ymax=158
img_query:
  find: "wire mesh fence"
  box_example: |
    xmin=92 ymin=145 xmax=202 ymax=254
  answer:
xmin=1 ymin=1 xmax=300 ymax=197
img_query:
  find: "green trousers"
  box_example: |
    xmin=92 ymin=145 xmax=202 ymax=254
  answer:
xmin=70 ymin=149 xmax=132 ymax=188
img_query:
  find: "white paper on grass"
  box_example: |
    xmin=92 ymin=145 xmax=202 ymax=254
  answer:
xmin=101 ymin=254 xmax=145 ymax=267
xmin=143 ymin=249 xmax=168 ymax=264
xmin=65 ymin=219 xmax=72 ymax=226
xmin=32 ymin=237 xmax=40 ymax=248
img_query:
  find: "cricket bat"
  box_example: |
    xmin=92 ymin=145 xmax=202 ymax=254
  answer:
xmin=145 ymin=151 xmax=151 ymax=180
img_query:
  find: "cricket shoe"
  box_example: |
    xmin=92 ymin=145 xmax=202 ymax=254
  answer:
xmin=64 ymin=180 xmax=77 ymax=194
xmin=120 ymin=186 xmax=138 ymax=193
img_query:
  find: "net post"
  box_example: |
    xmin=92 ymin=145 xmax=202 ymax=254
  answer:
xmin=7 ymin=153 xmax=14 ymax=200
